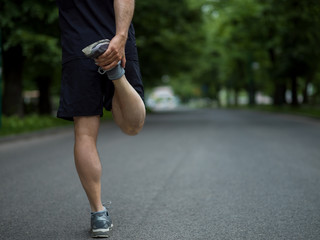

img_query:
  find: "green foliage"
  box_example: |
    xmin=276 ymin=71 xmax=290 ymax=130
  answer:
xmin=0 ymin=0 xmax=60 ymax=64
xmin=1 ymin=0 xmax=61 ymax=116
xmin=202 ymin=0 xmax=320 ymax=105
xmin=0 ymin=0 xmax=61 ymax=84
xmin=0 ymin=112 xmax=113 ymax=136
xmin=0 ymin=115 xmax=71 ymax=136
xmin=235 ymin=105 xmax=320 ymax=119
xmin=134 ymin=0 xmax=206 ymax=86
xmin=260 ymin=0 xmax=320 ymax=77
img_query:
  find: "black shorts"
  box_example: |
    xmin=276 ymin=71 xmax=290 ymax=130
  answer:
xmin=57 ymin=58 xmax=144 ymax=121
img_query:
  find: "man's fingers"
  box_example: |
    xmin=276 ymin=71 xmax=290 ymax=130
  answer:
xmin=101 ymin=60 xmax=120 ymax=71
xmin=99 ymin=44 xmax=122 ymax=59
xmin=96 ymin=50 xmax=122 ymax=65
xmin=121 ymin=56 xmax=126 ymax=68
xmin=95 ymin=54 xmax=119 ymax=66
xmin=100 ymin=46 xmax=113 ymax=58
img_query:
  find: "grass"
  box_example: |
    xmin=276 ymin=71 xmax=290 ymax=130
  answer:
xmin=0 ymin=110 xmax=113 ymax=137
xmin=0 ymin=115 xmax=72 ymax=137
xmin=230 ymin=104 xmax=320 ymax=119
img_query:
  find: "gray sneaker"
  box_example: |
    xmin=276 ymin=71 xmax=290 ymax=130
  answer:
xmin=91 ymin=206 xmax=113 ymax=238
xmin=82 ymin=39 xmax=125 ymax=79
xmin=82 ymin=39 xmax=110 ymax=59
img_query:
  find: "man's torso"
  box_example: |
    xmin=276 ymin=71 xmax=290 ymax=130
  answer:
xmin=57 ymin=0 xmax=138 ymax=64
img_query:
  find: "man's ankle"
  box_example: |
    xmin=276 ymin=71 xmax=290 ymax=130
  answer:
xmin=91 ymin=204 xmax=105 ymax=213
xmin=106 ymin=62 xmax=125 ymax=80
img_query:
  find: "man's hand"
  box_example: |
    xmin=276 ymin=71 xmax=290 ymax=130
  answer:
xmin=95 ymin=34 xmax=127 ymax=70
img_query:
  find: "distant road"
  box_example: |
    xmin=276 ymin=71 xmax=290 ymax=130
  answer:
xmin=1 ymin=109 xmax=320 ymax=240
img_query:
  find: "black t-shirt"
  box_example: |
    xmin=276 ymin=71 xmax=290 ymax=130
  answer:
xmin=56 ymin=0 xmax=138 ymax=64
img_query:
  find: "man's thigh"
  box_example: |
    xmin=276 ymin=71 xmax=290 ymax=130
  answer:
xmin=103 ymin=59 xmax=145 ymax=111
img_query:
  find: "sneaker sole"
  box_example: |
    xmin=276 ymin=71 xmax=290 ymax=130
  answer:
xmin=82 ymin=39 xmax=110 ymax=59
xmin=91 ymin=224 xmax=113 ymax=238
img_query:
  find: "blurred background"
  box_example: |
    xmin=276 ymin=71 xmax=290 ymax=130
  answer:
xmin=0 ymin=0 xmax=320 ymax=135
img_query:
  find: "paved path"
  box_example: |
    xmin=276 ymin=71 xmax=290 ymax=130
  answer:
xmin=0 ymin=109 xmax=320 ymax=240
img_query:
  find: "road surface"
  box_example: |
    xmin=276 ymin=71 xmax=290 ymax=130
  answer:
xmin=0 ymin=109 xmax=320 ymax=240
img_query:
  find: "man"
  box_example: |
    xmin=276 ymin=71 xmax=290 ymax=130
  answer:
xmin=56 ymin=0 xmax=145 ymax=237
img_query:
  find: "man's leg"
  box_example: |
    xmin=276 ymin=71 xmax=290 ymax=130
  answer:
xmin=74 ymin=116 xmax=104 ymax=212
xmin=112 ymin=75 xmax=146 ymax=136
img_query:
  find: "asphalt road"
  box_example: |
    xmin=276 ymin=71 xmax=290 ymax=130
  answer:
xmin=0 ymin=109 xmax=320 ymax=240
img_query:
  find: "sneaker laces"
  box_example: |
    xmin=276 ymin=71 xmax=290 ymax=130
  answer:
xmin=103 ymin=201 xmax=112 ymax=211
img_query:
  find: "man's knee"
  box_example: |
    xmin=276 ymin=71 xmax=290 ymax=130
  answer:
xmin=74 ymin=116 xmax=100 ymax=140
xmin=121 ymin=120 xmax=144 ymax=136
xmin=123 ymin=127 xmax=141 ymax=136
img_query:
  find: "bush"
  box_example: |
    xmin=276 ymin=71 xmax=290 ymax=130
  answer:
xmin=0 ymin=115 xmax=71 ymax=136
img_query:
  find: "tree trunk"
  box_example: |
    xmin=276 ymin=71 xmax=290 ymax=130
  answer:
xmin=226 ymin=89 xmax=231 ymax=107
xmin=234 ymin=89 xmax=239 ymax=106
xmin=248 ymin=87 xmax=255 ymax=105
xmin=2 ymin=46 xmax=24 ymax=116
xmin=216 ymin=84 xmax=221 ymax=108
xmin=36 ymin=75 xmax=52 ymax=115
xmin=268 ymin=47 xmax=285 ymax=106
xmin=273 ymin=83 xmax=286 ymax=106
xmin=291 ymin=75 xmax=298 ymax=106
xmin=302 ymin=77 xmax=310 ymax=104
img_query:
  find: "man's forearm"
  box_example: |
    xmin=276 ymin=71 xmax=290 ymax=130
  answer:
xmin=114 ymin=0 xmax=135 ymax=40
xmin=96 ymin=0 xmax=134 ymax=69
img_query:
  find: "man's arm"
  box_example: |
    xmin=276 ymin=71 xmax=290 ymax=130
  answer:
xmin=96 ymin=0 xmax=135 ymax=70
xmin=114 ymin=0 xmax=135 ymax=40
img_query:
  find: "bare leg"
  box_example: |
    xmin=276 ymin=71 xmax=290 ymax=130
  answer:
xmin=74 ymin=116 xmax=104 ymax=212
xmin=112 ymin=75 xmax=146 ymax=135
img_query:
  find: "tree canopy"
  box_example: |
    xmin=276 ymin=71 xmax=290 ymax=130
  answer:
xmin=202 ymin=0 xmax=320 ymax=105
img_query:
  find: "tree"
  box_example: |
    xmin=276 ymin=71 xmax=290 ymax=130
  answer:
xmin=134 ymin=0 xmax=206 ymax=87
xmin=0 ymin=0 xmax=60 ymax=116
xmin=204 ymin=0 xmax=265 ymax=105
xmin=202 ymin=0 xmax=320 ymax=106
xmin=260 ymin=0 xmax=320 ymax=106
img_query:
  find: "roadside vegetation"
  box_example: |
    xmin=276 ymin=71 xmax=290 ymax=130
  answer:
xmin=230 ymin=105 xmax=320 ymax=119
xmin=0 ymin=115 xmax=70 ymax=136
xmin=0 ymin=111 xmax=113 ymax=137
